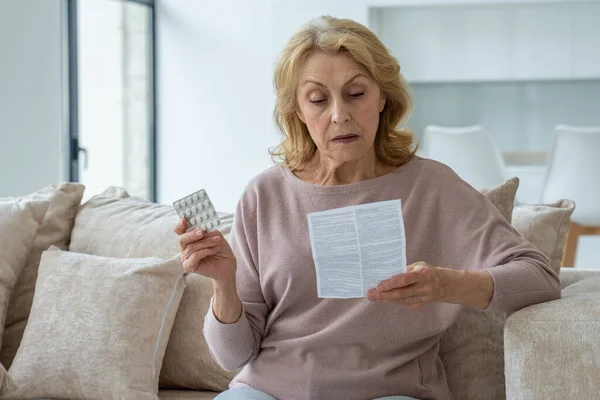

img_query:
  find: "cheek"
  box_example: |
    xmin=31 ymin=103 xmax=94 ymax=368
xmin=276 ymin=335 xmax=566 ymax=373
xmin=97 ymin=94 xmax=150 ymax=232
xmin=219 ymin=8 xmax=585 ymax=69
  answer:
xmin=356 ymin=102 xmax=381 ymax=136
xmin=303 ymin=109 xmax=329 ymax=141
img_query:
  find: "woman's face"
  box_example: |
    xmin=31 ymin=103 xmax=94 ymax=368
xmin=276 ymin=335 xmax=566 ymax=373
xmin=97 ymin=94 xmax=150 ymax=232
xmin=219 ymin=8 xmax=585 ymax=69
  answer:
xmin=296 ymin=50 xmax=386 ymax=166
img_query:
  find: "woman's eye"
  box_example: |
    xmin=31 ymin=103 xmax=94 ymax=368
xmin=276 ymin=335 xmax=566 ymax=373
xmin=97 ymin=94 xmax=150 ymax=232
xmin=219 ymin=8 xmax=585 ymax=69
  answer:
xmin=310 ymin=99 xmax=326 ymax=104
xmin=350 ymin=92 xmax=364 ymax=98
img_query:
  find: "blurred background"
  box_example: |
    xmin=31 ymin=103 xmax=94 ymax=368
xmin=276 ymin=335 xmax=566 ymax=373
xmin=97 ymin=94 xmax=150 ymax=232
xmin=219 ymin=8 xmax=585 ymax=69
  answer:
xmin=0 ymin=0 xmax=598 ymax=266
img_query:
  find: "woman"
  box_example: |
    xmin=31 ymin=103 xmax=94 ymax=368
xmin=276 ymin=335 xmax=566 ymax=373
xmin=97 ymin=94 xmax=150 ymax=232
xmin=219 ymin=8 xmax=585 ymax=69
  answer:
xmin=173 ymin=16 xmax=560 ymax=400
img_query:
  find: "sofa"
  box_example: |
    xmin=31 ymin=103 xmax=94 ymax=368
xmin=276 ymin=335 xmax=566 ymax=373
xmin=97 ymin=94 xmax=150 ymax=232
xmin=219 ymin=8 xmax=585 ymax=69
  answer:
xmin=0 ymin=181 xmax=599 ymax=400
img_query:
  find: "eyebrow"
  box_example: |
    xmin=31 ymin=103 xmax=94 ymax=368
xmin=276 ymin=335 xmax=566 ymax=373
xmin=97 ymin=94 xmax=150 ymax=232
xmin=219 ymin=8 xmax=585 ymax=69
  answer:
xmin=301 ymin=73 xmax=367 ymax=88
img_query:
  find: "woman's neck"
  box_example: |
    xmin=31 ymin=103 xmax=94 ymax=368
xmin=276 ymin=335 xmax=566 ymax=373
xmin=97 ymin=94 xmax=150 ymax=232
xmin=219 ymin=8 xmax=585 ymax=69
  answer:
xmin=295 ymin=151 xmax=394 ymax=186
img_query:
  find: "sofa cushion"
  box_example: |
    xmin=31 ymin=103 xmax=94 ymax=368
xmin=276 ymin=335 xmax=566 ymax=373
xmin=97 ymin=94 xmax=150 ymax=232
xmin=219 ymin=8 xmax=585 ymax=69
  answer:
xmin=69 ymin=187 xmax=237 ymax=391
xmin=5 ymin=247 xmax=184 ymax=400
xmin=1 ymin=182 xmax=84 ymax=369
xmin=0 ymin=196 xmax=49 ymax=394
xmin=511 ymin=199 xmax=575 ymax=275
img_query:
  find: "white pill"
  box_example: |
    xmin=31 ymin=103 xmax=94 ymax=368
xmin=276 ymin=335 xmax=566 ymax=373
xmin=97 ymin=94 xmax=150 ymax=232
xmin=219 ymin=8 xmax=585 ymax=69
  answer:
xmin=186 ymin=198 xmax=192 ymax=206
xmin=214 ymin=219 xmax=220 ymax=226
xmin=199 ymin=191 xmax=205 ymax=198
xmin=175 ymin=202 xmax=182 ymax=209
xmin=200 ymin=225 xmax=206 ymax=231
xmin=208 ymin=210 xmax=215 ymax=217
xmin=207 ymin=222 xmax=213 ymax=229
xmin=198 ymin=203 xmax=204 ymax=210
xmin=190 ymin=218 xmax=196 ymax=225
xmin=184 ymin=210 xmax=191 ymax=217
xmin=203 ymin=200 xmax=210 ymax=208
xmin=191 ymin=206 xmax=198 ymax=213
xmin=202 ymin=213 xmax=208 ymax=220
xmin=192 ymin=193 xmax=199 ymax=201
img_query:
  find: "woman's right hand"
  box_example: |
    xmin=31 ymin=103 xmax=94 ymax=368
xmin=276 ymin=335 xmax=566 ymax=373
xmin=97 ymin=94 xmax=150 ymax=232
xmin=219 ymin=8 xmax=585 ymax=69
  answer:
xmin=173 ymin=218 xmax=237 ymax=284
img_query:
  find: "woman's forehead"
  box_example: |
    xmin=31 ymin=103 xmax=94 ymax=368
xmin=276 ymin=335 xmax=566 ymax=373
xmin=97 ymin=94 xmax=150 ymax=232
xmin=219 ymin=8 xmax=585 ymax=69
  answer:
xmin=298 ymin=51 xmax=370 ymax=87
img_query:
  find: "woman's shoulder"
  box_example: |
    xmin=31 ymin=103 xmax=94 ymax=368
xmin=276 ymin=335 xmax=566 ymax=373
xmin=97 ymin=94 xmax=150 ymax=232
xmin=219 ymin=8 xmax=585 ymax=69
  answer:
xmin=237 ymin=164 xmax=287 ymax=204
xmin=244 ymin=164 xmax=286 ymax=191
xmin=409 ymin=155 xmax=459 ymax=177
xmin=401 ymin=155 xmax=464 ymax=186
xmin=406 ymin=155 xmax=485 ymax=199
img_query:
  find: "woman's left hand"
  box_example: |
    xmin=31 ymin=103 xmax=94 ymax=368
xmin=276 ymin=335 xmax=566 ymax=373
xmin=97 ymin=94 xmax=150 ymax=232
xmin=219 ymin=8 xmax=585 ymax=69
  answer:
xmin=367 ymin=262 xmax=451 ymax=310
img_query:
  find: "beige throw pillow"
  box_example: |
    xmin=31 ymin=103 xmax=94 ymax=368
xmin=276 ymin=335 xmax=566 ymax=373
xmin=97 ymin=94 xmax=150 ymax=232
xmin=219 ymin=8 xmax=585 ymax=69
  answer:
xmin=1 ymin=182 xmax=85 ymax=369
xmin=5 ymin=247 xmax=185 ymax=400
xmin=479 ymin=176 xmax=519 ymax=223
xmin=512 ymin=199 xmax=575 ymax=275
xmin=0 ymin=197 xmax=49 ymax=394
xmin=69 ymin=187 xmax=237 ymax=391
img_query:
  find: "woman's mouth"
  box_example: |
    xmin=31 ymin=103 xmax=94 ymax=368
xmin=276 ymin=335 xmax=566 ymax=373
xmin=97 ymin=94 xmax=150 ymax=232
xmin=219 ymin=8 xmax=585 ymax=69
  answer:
xmin=332 ymin=134 xmax=359 ymax=143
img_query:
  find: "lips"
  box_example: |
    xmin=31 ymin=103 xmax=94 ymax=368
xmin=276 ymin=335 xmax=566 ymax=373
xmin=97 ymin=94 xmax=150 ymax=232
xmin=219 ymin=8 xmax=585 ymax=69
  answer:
xmin=332 ymin=134 xmax=359 ymax=141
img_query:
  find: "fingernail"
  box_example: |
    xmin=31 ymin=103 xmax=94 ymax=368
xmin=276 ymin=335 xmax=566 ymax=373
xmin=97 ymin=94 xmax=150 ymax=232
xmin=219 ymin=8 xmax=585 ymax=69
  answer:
xmin=212 ymin=236 xmax=221 ymax=242
xmin=196 ymin=230 xmax=203 ymax=237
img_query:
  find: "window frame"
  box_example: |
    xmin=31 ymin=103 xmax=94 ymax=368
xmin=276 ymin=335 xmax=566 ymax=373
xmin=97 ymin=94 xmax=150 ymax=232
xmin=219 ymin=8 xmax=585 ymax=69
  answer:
xmin=65 ymin=0 xmax=157 ymax=202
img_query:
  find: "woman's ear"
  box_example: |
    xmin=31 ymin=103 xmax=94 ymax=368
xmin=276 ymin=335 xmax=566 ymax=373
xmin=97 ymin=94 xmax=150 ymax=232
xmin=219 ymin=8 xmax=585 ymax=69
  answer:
xmin=379 ymin=91 xmax=386 ymax=113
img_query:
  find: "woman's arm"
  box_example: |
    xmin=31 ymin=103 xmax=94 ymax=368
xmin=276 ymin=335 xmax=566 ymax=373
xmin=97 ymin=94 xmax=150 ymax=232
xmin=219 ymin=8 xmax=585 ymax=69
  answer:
xmin=369 ymin=166 xmax=561 ymax=313
xmin=203 ymin=185 xmax=269 ymax=371
xmin=439 ymin=268 xmax=494 ymax=310
xmin=212 ymin=278 xmax=243 ymax=323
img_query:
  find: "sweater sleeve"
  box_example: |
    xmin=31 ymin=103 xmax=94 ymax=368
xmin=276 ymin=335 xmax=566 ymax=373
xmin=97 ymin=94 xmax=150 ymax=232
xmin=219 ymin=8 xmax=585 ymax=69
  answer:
xmin=203 ymin=185 xmax=269 ymax=371
xmin=439 ymin=173 xmax=561 ymax=314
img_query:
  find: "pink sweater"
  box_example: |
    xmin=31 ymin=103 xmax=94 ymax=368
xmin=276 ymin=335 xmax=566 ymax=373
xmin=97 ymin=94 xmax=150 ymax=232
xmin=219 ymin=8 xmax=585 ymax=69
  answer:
xmin=203 ymin=156 xmax=560 ymax=400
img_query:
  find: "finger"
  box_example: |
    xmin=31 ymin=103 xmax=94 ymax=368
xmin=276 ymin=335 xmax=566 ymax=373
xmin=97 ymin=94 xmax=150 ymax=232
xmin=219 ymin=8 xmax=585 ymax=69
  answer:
xmin=173 ymin=218 xmax=188 ymax=235
xmin=381 ymin=287 xmax=427 ymax=301
xmin=368 ymin=285 xmax=429 ymax=302
xmin=179 ymin=227 xmax=219 ymax=250
xmin=183 ymin=247 xmax=221 ymax=273
xmin=182 ymin=235 xmax=223 ymax=260
xmin=377 ymin=272 xmax=421 ymax=292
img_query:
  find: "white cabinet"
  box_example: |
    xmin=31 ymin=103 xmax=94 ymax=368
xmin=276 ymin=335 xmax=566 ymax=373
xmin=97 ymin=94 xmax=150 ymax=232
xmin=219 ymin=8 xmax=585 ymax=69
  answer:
xmin=371 ymin=1 xmax=600 ymax=82
xmin=377 ymin=7 xmax=512 ymax=82
xmin=509 ymin=4 xmax=572 ymax=80
xmin=572 ymin=3 xmax=600 ymax=78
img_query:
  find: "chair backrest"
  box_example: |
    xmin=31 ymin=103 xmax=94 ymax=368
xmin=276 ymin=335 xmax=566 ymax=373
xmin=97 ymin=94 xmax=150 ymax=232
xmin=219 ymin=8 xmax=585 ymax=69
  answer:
xmin=541 ymin=125 xmax=600 ymax=226
xmin=422 ymin=125 xmax=508 ymax=191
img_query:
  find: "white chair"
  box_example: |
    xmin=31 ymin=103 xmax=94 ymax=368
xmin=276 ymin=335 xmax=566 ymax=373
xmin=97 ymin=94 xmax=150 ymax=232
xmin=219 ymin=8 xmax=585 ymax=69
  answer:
xmin=541 ymin=125 xmax=600 ymax=267
xmin=422 ymin=125 xmax=509 ymax=192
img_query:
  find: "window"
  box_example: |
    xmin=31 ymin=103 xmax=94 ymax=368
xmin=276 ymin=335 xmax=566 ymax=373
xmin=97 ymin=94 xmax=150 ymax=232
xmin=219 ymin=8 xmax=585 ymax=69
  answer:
xmin=67 ymin=0 xmax=156 ymax=201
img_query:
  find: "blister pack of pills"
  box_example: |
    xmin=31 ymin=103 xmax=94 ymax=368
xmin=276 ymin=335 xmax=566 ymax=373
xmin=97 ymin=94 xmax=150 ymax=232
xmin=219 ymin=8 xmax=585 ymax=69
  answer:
xmin=172 ymin=189 xmax=221 ymax=232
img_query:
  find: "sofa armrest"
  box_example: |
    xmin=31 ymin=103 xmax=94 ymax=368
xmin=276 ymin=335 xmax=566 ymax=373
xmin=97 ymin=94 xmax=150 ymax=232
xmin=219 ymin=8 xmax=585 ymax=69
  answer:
xmin=504 ymin=277 xmax=600 ymax=400
xmin=559 ymin=267 xmax=600 ymax=289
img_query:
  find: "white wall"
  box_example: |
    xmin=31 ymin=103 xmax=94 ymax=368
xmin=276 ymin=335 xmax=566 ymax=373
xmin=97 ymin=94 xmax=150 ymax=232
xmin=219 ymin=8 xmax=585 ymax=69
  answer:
xmin=156 ymin=0 xmax=273 ymax=212
xmin=156 ymin=0 xmax=367 ymax=212
xmin=0 ymin=0 xmax=66 ymax=198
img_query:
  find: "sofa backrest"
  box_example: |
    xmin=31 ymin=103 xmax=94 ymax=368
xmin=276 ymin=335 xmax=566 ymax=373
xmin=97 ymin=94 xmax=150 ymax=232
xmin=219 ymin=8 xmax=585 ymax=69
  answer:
xmin=69 ymin=187 xmax=233 ymax=259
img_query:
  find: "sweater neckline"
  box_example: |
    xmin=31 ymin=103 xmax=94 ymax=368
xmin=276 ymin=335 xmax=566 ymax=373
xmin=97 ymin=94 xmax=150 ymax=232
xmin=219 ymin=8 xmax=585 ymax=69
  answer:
xmin=279 ymin=156 xmax=418 ymax=194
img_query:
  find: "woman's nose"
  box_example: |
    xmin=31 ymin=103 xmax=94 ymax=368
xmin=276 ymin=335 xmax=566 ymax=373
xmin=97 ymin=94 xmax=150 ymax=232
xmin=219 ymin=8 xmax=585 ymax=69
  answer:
xmin=331 ymin=99 xmax=351 ymax=124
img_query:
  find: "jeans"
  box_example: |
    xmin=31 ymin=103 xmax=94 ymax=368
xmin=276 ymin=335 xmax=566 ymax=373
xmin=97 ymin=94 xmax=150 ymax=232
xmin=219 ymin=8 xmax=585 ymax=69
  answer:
xmin=214 ymin=387 xmax=419 ymax=400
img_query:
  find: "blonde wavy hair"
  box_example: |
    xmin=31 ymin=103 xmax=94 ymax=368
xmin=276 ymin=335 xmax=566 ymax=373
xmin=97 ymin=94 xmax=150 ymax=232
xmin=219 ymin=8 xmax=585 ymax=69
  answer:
xmin=270 ymin=15 xmax=418 ymax=170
